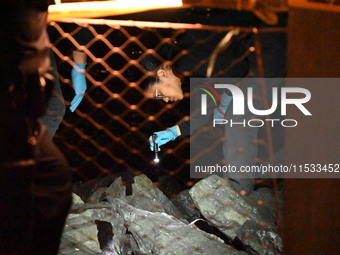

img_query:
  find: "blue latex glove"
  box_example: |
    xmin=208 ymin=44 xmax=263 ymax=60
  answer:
xmin=149 ymin=126 xmax=178 ymax=151
xmin=213 ymin=92 xmax=232 ymax=123
xmin=70 ymin=62 xmax=87 ymax=112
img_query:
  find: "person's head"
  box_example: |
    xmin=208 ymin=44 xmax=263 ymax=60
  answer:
xmin=144 ymin=65 xmax=183 ymax=102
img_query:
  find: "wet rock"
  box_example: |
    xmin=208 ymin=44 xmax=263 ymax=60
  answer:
xmin=72 ymin=192 xmax=85 ymax=205
xmin=58 ymin=201 xmax=124 ymax=254
xmin=171 ymin=189 xmax=201 ymax=222
xmin=58 ymin=206 xmax=113 ymax=254
xmin=236 ymin=220 xmax=282 ymax=255
xmin=250 ymin=187 xmax=282 ymax=225
xmin=73 ymin=175 xmax=117 ymax=203
xmin=106 ymin=174 xmax=185 ymax=221
xmin=189 ymin=175 xmax=282 ymax=255
xmin=112 ymin=198 xmax=247 ymax=255
xmin=58 ymin=174 xmax=282 ymax=255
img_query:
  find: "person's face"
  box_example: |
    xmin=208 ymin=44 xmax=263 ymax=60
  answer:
xmin=145 ymin=66 xmax=183 ymax=102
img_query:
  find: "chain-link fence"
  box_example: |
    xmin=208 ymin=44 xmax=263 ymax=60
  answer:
xmin=49 ymin=10 xmax=287 ymax=194
xmin=46 ymin=9 xmax=288 ymax=254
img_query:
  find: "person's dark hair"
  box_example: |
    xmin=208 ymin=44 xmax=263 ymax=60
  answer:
xmin=140 ymin=76 xmax=157 ymax=92
xmin=140 ymin=54 xmax=162 ymax=91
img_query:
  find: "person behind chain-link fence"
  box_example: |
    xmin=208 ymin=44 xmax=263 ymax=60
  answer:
xmin=40 ymin=49 xmax=87 ymax=139
xmin=142 ymin=18 xmax=286 ymax=195
xmin=143 ymin=64 xmax=262 ymax=195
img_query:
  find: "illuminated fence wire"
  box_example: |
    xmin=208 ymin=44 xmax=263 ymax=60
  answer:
xmin=49 ymin=18 xmax=287 ymax=190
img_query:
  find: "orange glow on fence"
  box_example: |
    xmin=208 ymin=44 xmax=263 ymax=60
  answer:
xmin=48 ymin=0 xmax=183 ymax=21
xmin=288 ymin=0 xmax=340 ymax=12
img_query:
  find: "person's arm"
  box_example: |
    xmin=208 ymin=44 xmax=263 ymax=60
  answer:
xmin=70 ymin=50 xmax=87 ymax=112
xmin=149 ymin=87 xmax=216 ymax=151
xmin=149 ymin=125 xmax=180 ymax=151
xmin=73 ymin=50 xmax=87 ymax=65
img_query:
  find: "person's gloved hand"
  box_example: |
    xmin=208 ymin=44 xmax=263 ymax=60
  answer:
xmin=70 ymin=62 xmax=87 ymax=112
xmin=149 ymin=126 xmax=178 ymax=151
xmin=213 ymin=92 xmax=232 ymax=123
